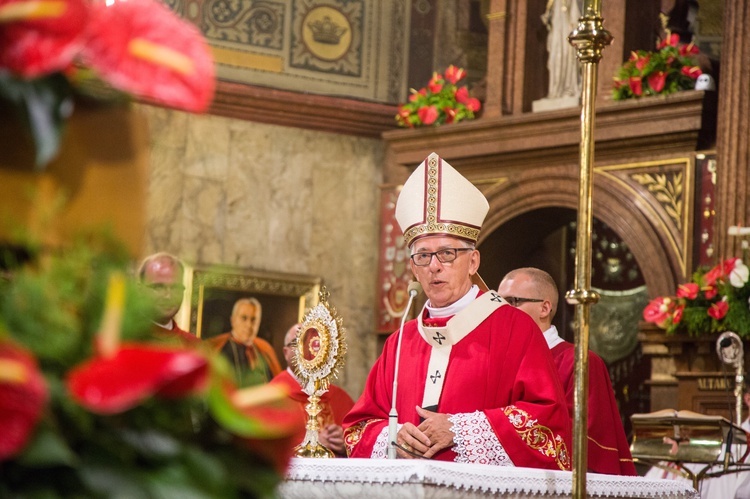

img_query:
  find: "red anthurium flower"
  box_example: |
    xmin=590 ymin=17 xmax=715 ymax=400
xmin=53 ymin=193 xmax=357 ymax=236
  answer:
xmin=722 ymin=257 xmax=740 ymax=274
xmin=708 ymin=300 xmax=729 ymax=321
xmin=418 ymin=105 xmax=438 ymax=125
xmin=677 ymin=283 xmax=699 ymax=300
xmin=679 ymin=42 xmax=699 ymax=56
xmin=648 ymin=71 xmax=667 ymax=93
xmin=657 ymin=33 xmax=680 ymax=49
xmin=427 ymin=73 xmax=443 ymax=93
xmin=0 ymin=0 xmax=88 ymax=78
xmin=643 ymin=297 xmax=673 ymax=328
xmin=444 ymin=64 xmax=466 ymax=84
xmin=81 ymin=0 xmax=215 ymax=112
xmin=455 ymin=86 xmax=469 ymax=104
xmin=704 ymin=285 xmax=718 ymax=300
xmin=704 ymin=262 xmax=725 ymax=286
xmin=209 ymin=380 xmax=305 ymax=473
xmin=66 ymin=343 xmax=208 ymax=414
xmin=681 ymin=66 xmax=702 ymax=79
xmin=635 ymin=54 xmax=650 ymax=71
xmin=466 ymin=97 xmax=481 ymax=112
xmin=0 ymin=340 xmax=48 ymax=461
xmin=443 ymin=106 xmax=456 ymax=124
xmin=629 ymin=76 xmax=643 ymax=96
xmin=672 ymin=304 xmax=685 ymax=325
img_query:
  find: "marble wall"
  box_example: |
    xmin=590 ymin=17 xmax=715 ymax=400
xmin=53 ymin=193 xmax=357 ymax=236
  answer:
xmin=138 ymin=104 xmax=385 ymax=398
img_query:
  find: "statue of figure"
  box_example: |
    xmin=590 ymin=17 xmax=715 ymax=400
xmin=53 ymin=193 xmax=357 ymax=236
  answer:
xmin=541 ymin=0 xmax=581 ymax=100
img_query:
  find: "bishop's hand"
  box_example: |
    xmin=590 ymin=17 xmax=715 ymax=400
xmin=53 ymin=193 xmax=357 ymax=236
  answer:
xmin=415 ymin=406 xmax=455 ymax=459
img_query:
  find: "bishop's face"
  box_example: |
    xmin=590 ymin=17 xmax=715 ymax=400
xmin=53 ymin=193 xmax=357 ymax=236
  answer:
xmin=409 ymin=235 xmax=480 ymax=309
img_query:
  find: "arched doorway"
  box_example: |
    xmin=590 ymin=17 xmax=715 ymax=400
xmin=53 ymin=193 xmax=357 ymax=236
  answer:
xmin=478 ymin=207 xmax=651 ymax=439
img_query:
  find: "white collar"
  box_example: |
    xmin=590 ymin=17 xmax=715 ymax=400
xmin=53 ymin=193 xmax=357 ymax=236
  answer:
xmin=286 ymin=367 xmax=301 ymax=383
xmin=425 ymin=285 xmax=480 ymax=318
xmin=153 ymin=319 xmax=174 ymax=330
xmin=543 ymin=325 xmax=565 ymax=349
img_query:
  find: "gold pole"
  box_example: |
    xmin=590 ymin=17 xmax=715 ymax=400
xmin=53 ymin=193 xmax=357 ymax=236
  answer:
xmin=566 ymin=1 xmax=611 ymax=498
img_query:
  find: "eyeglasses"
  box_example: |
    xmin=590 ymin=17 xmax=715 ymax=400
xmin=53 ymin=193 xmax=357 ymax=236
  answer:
xmin=410 ymin=248 xmax=473 ymax=267
xmin=503 ymin=296 xmax=544 ymax=307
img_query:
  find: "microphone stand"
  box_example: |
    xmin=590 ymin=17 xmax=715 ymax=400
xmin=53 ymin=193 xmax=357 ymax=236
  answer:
xmin=388 ymin=283 xmax=420 ymax=459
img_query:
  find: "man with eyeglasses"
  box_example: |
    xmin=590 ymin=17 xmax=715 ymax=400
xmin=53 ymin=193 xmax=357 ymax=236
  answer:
xmin=344 ymin=153 xmax=571 ymax=470
xmin=137 ymin=252 xmax=198 ymax=345
xmin=498 ymin=267 xmax=636 ymax=475
xmin=270 ymin=323 xmax=354 ymax=456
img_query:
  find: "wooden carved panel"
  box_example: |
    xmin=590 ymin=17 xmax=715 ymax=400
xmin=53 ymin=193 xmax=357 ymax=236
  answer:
xmin=595 ymin=158 xmax=694 ymax=278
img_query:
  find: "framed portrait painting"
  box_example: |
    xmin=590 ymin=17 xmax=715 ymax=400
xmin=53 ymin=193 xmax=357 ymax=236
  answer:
xmin=178 ymin=265 xmax=321 ymax=364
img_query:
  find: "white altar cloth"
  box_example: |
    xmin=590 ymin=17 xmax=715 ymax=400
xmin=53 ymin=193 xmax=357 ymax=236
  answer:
xmin=279 ymin=458 xmax=698 ymax=498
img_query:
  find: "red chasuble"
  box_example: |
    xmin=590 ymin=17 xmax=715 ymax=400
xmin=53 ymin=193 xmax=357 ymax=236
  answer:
xmin=153 ymin=322 xmax=200 ymax=346
xmin=343 ymin=303 xmax=572 ymax=470
xmin=270 ymin=369 xmax=355 ymax=454
xmin=551 ymin=342 xmax=637 ymax=475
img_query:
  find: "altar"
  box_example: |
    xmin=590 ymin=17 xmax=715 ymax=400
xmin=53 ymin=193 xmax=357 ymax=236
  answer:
xmin=279 ymin=458 xmax=698 ymax=499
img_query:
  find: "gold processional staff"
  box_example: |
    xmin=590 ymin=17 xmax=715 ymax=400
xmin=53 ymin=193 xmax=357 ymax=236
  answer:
xmin=566 ymin=1 xmax=611 ymax=498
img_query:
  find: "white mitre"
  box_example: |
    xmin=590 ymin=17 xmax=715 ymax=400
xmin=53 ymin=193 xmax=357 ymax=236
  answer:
xmin=394 ymin=152 xmax=489 ymax=247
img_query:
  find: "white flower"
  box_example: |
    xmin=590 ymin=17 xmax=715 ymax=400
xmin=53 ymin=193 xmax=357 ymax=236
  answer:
xmin=729 ymin=260 xmax=750 ymax=288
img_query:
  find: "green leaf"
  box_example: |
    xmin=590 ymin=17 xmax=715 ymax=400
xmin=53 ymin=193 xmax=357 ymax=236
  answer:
xmin=15 ymin=424 xmax=77 ymax=468
xmin=207 ymin=381 xmax=268 ymax=437
xmin=0 ymin=72 xmax=73 ymax=169
xmin=78 ymin=461 xmax=151 ymax=499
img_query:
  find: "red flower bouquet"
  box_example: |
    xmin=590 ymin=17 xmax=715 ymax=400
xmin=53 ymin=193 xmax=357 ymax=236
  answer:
xmin=396 ymin=65 xmax=481 ymax=128
xmin=0 ymin=0 xmax=215 ymax=167
xmin=612 ymin=33 xmax=703 ymax=101
xmin=643 ymin=257 xmax=750 ymax=337
xmin=0 ymin=235 xmax=303 ymax=497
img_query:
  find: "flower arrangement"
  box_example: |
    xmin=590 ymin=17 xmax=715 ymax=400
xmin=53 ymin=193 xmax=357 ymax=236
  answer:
xmin=396 ymin=65 xmax=481 ymax=128
xmin=0 ymin=233 xmax=303 ymax=497
xmin=0 ymin=0 xmax=215 ymax=168
xmin=643 ymin=257 xmax=750 ymax=338
xmin=612 ymin=33 xmax=703 ymax=101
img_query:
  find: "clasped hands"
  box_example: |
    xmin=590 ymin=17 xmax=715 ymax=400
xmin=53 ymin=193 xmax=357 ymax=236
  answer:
xmin=395 ymin=406 xmax=454 ymax=459
xmin=320 ymin=424 xmax=346 ymax=455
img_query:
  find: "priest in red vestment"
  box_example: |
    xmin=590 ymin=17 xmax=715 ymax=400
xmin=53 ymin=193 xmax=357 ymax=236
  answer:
xmin=498 ymin=267 xmax=637 ymax=475
xmin=210 ymin=297 xmax=282 ymax=386
xmin=270 ymin=323 xmax=355 ymax=456
xmin=138 ymin=252 xmax=199 ymax=345
xmin=343 ymin=152 xmax=572 ymax=470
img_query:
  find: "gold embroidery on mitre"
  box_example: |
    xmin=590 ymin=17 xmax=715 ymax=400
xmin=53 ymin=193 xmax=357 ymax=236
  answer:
xmin=403 ymin=156 xmax=481 ymax=246
xmin=503 ymin=405 xmax=570 ymax=470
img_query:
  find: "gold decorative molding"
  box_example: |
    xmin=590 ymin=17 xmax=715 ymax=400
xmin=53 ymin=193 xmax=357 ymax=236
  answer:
xmin=595 ymin=157 xmax=693 ymax=277
xmin=630 ymin=171 xmax=684 ymax=230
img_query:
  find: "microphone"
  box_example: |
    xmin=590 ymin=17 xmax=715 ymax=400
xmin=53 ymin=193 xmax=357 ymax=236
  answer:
xmin=388 ymin=280 xmax=421 ymax=459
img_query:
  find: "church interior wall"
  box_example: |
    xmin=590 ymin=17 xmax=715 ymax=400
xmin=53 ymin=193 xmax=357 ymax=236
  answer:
xmin=139 ymin=105 xmax=385 ymax=397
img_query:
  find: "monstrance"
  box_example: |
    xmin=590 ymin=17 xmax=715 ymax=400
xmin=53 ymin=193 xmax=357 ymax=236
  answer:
xmin=291 ymin=287 xmax=347 ymax=458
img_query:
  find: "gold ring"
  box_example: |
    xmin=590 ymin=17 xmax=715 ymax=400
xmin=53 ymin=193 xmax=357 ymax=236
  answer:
xmin=403 ymin=442 xmax=412 ymax=452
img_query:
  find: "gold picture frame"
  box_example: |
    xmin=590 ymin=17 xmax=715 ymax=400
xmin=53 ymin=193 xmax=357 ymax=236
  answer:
xmin=178 ymin=265 xmax=321 ymax=365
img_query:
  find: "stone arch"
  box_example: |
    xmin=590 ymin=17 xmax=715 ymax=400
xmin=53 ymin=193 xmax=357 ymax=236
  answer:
xmin=478 ymin=165 xmax=679 ymax=298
